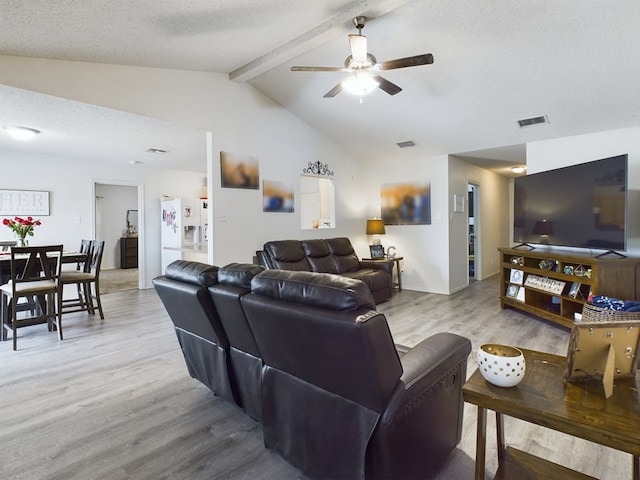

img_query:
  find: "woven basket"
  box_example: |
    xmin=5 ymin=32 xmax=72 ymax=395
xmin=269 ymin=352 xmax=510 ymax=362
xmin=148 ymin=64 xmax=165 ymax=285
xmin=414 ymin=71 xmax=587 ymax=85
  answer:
xmin=581 ymin=303 xmax=640 ymax=323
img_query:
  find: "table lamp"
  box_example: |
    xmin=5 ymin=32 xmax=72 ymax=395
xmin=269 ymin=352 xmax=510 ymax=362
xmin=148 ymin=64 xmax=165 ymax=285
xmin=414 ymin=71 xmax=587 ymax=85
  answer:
xmin=366 ymin=218 xmax=385 ymax=246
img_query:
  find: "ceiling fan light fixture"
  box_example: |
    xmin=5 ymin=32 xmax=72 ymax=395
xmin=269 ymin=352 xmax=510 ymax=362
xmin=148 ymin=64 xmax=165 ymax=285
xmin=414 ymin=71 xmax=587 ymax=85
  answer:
xmin=341 ymin=71 xmax=379 ymax=96
xmin=348 ymin=34 xmax=368 ymax=65
xmin=2 ymin=125 xmax=41 ymax=141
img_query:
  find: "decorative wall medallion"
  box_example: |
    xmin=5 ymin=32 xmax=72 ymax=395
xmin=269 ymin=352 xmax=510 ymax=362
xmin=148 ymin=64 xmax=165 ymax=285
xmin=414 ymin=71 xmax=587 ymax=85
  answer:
xmin=303 ymin=161 xmax=334 ymax=176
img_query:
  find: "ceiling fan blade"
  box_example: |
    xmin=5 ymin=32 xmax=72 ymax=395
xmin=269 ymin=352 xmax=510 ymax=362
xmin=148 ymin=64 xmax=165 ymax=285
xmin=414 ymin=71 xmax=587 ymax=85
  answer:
xmin=291 ymin=66 xmax=344 ymax=72
xmin=323 ymin=83 xmax=343 ymax=98
xmin=348 ymin=34 xmax=368 ymax=64
xmin=373 ymin=75 xmax=402 ymax=95
xmin=378 ymin=53 xmax=434 ymax=70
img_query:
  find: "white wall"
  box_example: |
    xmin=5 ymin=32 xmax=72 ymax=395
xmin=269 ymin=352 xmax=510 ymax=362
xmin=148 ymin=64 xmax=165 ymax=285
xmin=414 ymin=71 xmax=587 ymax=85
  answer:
xmin=0 ymin=54 xmax=512 ymax=294
xmin=0 ymin=149 xmax=205 ymax=287
xmin=527 ymin=126 xmax=640 ymax=256
xmin=0 ymin=55 xmax=370 ymax=284
xmin=448 ymin=156 xmax=510 ymax=292
xmin=361 ymin=154 xmax=451 ymax=293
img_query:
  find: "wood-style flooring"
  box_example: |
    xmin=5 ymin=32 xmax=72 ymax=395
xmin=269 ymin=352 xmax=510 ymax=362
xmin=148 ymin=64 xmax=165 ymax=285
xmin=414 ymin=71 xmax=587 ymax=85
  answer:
xmin=0 ymin=276 xmax=632 ymax=479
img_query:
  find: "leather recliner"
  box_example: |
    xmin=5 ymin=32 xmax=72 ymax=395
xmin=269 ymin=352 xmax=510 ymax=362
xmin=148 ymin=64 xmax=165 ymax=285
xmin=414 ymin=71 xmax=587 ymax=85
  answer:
xmin=241 ymin=269 xmax=472 ymax=479
xmin=152 ymin=261 xmax=238 ymax=406
xmin=209 ymin=262 xmax=265 ymax=421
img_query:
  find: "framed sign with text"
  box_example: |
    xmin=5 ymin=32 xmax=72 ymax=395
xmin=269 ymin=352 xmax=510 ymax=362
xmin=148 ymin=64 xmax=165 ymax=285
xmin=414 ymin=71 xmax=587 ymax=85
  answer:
xmin=0 ymin=190 xmax=50 ymax=216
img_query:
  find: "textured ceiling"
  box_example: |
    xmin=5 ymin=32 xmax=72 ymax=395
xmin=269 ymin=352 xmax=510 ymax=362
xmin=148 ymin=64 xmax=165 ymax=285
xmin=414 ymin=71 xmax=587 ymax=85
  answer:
xmin=0 ymin=85 xmax=207 ymax=171
xmin=1 ymin=0 xmax=639 ymax=173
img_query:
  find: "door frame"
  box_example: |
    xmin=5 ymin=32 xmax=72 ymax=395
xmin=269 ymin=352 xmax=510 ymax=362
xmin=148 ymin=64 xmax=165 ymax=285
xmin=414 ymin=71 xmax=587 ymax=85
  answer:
xmin=468 ymin=182 xmax=480 ymax=280
xmin=91 ymin=179 xmax=145 ymax=289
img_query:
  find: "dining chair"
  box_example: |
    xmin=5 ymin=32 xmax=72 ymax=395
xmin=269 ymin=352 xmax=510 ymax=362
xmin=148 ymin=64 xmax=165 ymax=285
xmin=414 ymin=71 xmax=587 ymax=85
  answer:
xmin=60 ymin=239 xmax=93 ymax=310
xmin=59 ymin=240 xmax=105 ymax=319
xmin=0 ymin=245 xmax=64 ymax=351
xmin=0 ymin=241 xmax=17 ymax=252
xmin=0 ymin=241 xmax=17 ymax=285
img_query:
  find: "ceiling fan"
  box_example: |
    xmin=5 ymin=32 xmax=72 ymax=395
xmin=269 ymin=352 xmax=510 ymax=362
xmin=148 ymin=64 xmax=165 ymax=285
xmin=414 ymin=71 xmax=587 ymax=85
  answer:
xmin=291 ymin=16 xmax=434 ymax=99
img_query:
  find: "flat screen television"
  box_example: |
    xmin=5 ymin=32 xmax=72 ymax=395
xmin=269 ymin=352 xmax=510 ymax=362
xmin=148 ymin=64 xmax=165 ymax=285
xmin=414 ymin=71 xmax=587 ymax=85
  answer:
xmin=513 ymin=154 xmax=628 ymax=252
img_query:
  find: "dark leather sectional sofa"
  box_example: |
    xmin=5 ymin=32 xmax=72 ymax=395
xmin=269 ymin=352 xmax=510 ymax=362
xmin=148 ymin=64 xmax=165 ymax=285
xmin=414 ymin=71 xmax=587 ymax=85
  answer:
xmin=153 ymin=260 xmax=472 ymax=479
xmin=256 ymin=237 xmax=394 ymax=303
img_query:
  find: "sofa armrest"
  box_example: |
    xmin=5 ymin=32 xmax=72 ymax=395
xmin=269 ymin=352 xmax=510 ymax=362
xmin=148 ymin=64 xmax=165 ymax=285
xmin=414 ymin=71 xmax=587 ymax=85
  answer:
xmin=366 ymin=332 xmax=472 ymax=479
xmin=398 ymin=332 xmax=471 ymax=388
xmin=359 ymin=259 xmax=394 ymax=275
xmin=255 ymin=250 xmax=272 ymax=269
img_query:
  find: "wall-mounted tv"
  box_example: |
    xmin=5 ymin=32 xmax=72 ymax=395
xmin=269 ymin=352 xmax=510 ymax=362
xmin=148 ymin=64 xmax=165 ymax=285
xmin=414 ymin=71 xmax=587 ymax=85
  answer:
xmin=513 ymin=154 xmax=628 ymax=251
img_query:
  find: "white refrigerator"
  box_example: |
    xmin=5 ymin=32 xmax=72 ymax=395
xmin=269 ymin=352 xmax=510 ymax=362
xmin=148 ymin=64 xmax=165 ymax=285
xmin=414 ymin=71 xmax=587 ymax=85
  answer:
xmin=160 ymin=198 xmax=201 ymax=273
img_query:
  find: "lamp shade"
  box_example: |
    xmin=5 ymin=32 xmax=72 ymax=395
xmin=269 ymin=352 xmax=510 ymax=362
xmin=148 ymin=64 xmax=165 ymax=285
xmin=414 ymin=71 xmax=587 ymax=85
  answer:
xmin=532 ymin=220 xmax=553 ymax=236
xmin=366 ymin=218 xmax=386 ymax=235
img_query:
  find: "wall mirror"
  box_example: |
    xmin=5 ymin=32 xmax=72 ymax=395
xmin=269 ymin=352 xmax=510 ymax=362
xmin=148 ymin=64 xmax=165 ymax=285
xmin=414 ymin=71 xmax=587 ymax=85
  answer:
xmin=126 ymin=209 xmax=138 ymax=236
xmin=300 ymin=175 xmax=335 ymax=229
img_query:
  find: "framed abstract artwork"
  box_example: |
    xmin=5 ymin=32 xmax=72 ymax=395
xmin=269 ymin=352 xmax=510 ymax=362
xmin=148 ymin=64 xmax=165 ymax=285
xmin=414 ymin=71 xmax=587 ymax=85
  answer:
xmin=381 ymin=183 xmax=431 ymax=225
xmin=220 ymin=151 xmax=259 ymax=189
xmin=263 ymin=180 xmax=294 ymax=213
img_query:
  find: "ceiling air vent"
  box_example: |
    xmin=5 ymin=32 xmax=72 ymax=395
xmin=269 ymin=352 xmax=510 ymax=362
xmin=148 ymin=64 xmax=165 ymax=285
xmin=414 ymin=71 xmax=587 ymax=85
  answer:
xmin=396 ymin=140 xmax=416 ymax=148
xmin=516 ymin=115 xmax=549 ymax=128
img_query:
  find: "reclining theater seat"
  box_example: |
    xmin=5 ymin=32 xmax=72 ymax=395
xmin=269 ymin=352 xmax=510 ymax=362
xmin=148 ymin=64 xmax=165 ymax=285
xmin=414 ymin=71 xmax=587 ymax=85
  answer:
xmin=209 ymin=262 xmax=265 ymax=422
xmin=242 ymin=269 xmax=472 ymax=480
xmin=259 ymin=239 xmax=311 ymax=271
xmin=152 ymin=261 xmax=238 ymax=407
xmin=258 ymin=237 xmax=393 ymax=303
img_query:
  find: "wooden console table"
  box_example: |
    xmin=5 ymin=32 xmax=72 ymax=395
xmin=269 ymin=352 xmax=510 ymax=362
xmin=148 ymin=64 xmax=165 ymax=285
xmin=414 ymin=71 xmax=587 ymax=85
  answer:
xmin=498 ymin=247 xmax=640 ymax=328
xmin=463 ymin=348 xmax=640 ymax=479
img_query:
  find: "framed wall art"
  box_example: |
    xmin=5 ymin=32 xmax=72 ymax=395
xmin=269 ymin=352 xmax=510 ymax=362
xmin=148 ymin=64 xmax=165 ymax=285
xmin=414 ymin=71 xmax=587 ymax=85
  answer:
xmin=220 ymin=151 xmax=259 ymax=189
xmin=381 ymin=182 xmax=431 ymax=225
xmin=0 ymin=190 xmax=50 ymax=216
xmin=263 ymin=180 xmax=294 ymax=213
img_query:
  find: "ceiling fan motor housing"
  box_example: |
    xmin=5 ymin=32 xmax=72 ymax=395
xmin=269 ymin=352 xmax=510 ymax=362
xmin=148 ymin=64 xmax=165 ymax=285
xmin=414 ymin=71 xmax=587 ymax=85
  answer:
xmin=353 ymin=16 xmax=367 ymax=31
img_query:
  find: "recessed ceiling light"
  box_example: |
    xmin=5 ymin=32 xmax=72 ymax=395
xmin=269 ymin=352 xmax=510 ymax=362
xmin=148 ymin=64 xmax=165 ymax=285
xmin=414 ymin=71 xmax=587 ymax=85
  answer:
xmin=511 ymin=166 xmax=526 ymax=173
xmin=2 ymin=125 xmax=41 ymax=141
xmin=129 ymin=160 xmax=143 ymax=165
xmin=146 ymin=148 xmax=168 ymax=154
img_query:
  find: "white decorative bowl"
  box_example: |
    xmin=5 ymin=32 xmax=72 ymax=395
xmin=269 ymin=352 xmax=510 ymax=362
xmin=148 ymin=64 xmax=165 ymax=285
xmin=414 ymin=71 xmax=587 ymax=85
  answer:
xmin=477 ymin=344 xmax=526 ymax=387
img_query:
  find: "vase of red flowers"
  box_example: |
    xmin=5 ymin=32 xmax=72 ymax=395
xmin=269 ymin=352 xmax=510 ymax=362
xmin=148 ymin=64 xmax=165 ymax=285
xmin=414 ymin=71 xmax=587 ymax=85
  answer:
xmin=2 ymin=216 xmax=42 ymax=246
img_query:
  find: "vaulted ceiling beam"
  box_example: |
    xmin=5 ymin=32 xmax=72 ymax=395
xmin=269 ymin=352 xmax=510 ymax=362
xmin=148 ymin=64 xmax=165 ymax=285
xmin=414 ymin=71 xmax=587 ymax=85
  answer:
xmin=229 ymin=0 xmax=413 ymax=83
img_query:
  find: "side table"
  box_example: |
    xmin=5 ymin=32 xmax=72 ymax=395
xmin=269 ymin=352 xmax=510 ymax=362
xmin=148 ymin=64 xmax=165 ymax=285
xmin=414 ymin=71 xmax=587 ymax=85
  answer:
xmin=462 ymin=348 xmax=640 ymax=479
xmin=362 ymin=256 xmax=403 ymax=291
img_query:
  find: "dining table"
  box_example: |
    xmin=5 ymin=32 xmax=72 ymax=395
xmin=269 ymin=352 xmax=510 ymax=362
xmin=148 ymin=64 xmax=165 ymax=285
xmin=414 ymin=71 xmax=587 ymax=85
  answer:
xmin=0 ymin=249 xmax=89 ymax=334
xmin=0 ymin=249 xmax=89 ymax=292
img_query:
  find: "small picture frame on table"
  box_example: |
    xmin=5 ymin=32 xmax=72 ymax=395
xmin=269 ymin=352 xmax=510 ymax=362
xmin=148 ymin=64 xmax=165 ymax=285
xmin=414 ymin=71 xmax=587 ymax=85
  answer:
xmin=369 ymin=245 xmax=386 ymax=259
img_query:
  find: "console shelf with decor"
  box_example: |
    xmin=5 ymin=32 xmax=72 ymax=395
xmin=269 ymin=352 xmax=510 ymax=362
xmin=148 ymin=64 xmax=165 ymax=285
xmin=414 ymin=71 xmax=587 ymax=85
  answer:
xmin=498 ymin=247 xmax=640 ymax=329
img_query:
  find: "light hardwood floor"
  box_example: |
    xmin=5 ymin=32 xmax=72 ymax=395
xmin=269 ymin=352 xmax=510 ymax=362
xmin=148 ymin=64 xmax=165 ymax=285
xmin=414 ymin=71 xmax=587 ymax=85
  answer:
xmin=0 ymin=276 xmax=632 ymax=479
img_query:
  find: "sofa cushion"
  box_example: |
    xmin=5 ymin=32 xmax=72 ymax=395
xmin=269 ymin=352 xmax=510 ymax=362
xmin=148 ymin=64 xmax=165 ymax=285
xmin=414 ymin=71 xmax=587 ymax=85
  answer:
xmin=218 ymin=262 xmax=264 ymax=288
xmin=263 ymin=240 xmax=311 ymax=271
xmin=301 ymin=239 xmax=338 ymax=273
xmin=165 ymin=260 xmax=219 ymax=287
xmin=325 ymin=237 xmax=360 ymax=273
xmin=251 ymin=269 xmax=375 ymax=311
